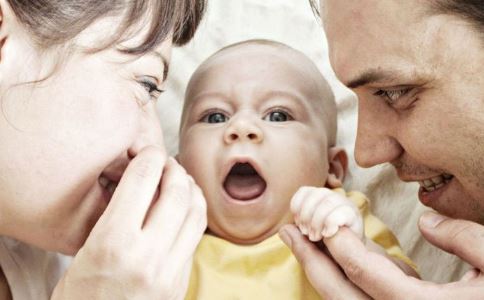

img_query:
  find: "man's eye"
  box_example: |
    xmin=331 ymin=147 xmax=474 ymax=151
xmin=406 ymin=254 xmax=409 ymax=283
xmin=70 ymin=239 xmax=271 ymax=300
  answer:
xmin=263 ymin=110 xmax=292 ymax=122
xmin=139 ymin=79 xmax=164 ymax=101
xmin=374 ymin=88 xmax=411 ymax=105
xmin=202 ymin=112 xmax=228 ymax=123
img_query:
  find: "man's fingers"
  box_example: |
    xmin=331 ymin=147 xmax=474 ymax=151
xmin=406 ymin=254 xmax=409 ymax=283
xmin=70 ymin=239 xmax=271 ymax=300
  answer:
xmin=323 ymin=228 xmax=422 ymax=299
xmin=100 ymin=146 xmax=166 ymax=230
xmin=279 ymin=224 xmax=370 ymax=299
xmin=419 ymin=211 xmax=484 ymax=271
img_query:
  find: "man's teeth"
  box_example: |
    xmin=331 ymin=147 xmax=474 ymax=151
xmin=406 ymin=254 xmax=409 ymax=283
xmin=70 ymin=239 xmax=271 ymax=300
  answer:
xmin=99 ymin=176 xmax=118 ymax=195
xmin=418 ymin=174 xmax=453 ymax=192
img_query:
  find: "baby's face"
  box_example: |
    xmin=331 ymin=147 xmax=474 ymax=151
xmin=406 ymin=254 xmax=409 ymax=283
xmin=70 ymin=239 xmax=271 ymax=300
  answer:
xmin=178 ymin=45 xmax=332 ymax=244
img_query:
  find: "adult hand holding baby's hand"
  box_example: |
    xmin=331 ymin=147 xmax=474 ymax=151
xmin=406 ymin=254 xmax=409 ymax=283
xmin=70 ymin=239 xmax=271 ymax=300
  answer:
xmin=290 ymin=187 xmax=364 ymax=242
xmin=282 ymin=186 xmax=370 ymax=299
xmin=52 ymin=146 xmax=207 ymax=300
xmin=281 ymin=212 xmax=484 ymax=299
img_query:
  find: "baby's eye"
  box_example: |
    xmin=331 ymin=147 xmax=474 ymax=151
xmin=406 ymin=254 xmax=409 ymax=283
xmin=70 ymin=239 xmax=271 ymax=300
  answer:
xmin=263 ymin=109 xmax=293 ymax=122
xmin=138 ymin=77 xmax=164 ymax=102
xmin=202 ymin=112 xmax=228 ymax=123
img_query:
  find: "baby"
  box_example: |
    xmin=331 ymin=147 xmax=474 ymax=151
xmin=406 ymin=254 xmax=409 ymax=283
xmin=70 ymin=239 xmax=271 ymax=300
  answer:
xmin=177 ymin=39 xmax=416 ymax=300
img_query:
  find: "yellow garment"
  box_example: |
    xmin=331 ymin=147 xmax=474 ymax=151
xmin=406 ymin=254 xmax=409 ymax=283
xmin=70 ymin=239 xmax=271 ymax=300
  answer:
xmin=186 ymin=188 xmax=415 ymax=300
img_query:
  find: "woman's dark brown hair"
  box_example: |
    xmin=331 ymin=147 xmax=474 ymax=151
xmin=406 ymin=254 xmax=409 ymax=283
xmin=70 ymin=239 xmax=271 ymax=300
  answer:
xmin=7 ymin=0 xmax=206 ymax=54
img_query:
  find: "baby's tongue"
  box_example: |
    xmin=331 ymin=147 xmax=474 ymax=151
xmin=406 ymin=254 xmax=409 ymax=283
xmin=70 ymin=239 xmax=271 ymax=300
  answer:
xmin=224 ymin=173 xmax=266 ymax=200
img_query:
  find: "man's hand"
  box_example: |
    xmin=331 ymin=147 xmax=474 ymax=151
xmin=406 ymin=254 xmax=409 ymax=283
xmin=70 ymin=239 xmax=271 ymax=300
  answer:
xmin=52 ymin=147 xmax=207 ymax=300
xmin=280 ymin=212 xmax=484 ymax=299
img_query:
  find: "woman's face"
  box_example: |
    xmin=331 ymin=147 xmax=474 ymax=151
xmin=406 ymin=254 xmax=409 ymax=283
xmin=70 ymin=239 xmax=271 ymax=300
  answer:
xmin=0 ymin=13 xmax=171 ymax=254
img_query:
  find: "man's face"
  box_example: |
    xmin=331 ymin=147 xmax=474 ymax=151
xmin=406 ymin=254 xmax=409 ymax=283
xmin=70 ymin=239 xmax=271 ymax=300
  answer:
xmin=178 ymin=45 xmax=333 ymax=244
xmin=322 ymin=0 xmax=484 ymax=223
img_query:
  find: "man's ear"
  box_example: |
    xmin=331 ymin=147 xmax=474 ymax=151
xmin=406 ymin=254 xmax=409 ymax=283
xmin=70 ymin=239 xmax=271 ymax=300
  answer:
xmin=325 ymin=146 xmax=348 ymax=189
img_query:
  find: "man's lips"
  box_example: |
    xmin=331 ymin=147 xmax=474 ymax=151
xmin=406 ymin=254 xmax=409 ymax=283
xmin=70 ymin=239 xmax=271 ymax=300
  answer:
xmin=417 ymin=173 xmax=454 ymax=192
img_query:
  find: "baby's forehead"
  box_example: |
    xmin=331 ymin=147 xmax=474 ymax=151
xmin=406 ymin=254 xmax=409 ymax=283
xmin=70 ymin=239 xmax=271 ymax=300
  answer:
xmin=189 ymin=44 xmax=327 ymax=96
xmin=185 ymin=42 xmax=335 ymax=117
xmin=202 ymin=43 xmax=305 ymax=70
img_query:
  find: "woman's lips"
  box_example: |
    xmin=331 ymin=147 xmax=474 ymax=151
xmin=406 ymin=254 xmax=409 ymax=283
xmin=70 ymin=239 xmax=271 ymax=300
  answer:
xmin=98 ymin=175 xmax=118 ymax=196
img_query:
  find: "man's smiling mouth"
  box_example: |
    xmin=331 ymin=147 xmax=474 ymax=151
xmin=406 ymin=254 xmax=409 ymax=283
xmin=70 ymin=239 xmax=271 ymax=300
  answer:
xmin=418 ymin=173 xmax=454 ymax=193
xmin=223 ymin=162 xmax=267 ymax=201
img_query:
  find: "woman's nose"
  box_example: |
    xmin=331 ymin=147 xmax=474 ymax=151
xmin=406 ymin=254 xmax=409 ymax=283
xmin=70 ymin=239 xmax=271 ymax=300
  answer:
xmin=354 ymin=98 xmax=403 ymax=167
xmin=128 ymin=104 xmax=166 ymax=159
xmin=223 ymin=115 xmax=263 ymax=144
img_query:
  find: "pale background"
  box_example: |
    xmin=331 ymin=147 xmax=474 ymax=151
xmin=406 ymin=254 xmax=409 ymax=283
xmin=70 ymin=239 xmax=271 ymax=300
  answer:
xmin=158 ymin=0 xmax=468 ymax=282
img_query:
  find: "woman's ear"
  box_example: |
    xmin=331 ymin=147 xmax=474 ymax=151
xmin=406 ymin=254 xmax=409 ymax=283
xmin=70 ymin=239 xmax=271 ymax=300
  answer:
xmin=0 ymin=0 xmax=6 ymax=62
xmin=325 ymin=147 xmax=348 ymax=189
xmin=0 ymin=0 xmax=21 ymax=75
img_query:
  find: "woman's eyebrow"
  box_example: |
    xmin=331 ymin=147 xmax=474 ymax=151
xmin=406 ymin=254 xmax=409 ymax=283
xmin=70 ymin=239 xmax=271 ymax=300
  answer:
xmin=150 ymin=51 xmax=170 ymax=81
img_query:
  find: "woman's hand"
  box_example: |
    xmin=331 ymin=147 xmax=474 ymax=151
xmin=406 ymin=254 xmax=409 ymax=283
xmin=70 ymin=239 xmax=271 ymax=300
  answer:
xmin=52 ymin=146 xmax=207 ymax=300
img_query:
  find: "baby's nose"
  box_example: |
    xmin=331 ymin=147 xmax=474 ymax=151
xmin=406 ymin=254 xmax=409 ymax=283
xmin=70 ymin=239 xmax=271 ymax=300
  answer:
xmin=224 ymin=117 xmax=263 ymax=144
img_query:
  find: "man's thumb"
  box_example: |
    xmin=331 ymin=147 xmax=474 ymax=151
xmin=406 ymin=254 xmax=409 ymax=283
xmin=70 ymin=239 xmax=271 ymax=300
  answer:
xmin=419 ymin=211 xmax=484 ymax=270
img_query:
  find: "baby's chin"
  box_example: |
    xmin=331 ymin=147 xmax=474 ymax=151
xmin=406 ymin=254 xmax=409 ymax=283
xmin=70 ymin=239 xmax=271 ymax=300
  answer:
xmin=206 ymin=218 xmax=291 ymax=245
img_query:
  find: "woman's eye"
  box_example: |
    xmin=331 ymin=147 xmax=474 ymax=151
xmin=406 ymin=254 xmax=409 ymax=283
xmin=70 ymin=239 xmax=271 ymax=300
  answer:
xmin=374 ymin=88 xmax=411 ymax=105
xmin=202 ymin=112 xmax=228 ymax=123
xmin=263 ymin=110 xmax=292 ymax=122
xmin=139 ymin=78 xmax=164 ymax=101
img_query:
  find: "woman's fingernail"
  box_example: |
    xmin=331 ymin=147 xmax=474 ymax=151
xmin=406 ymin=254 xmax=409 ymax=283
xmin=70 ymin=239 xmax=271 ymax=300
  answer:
xmin=420 ymin=211 xmax=447 ymax=228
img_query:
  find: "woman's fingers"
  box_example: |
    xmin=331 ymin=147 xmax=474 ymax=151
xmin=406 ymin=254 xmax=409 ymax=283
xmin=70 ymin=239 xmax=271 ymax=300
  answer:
xmin=98 ymin=146 xmax=166 ymax=231
xmin=167 ymin=178 xmax=207 ymax=261
xmin=144 ymin=158 xmax=193 ymax=248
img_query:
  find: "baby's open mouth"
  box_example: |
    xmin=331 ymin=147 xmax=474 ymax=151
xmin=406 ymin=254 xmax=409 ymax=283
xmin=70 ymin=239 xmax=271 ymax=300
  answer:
xmin=223 ymin=163 xmax=267 ymax=200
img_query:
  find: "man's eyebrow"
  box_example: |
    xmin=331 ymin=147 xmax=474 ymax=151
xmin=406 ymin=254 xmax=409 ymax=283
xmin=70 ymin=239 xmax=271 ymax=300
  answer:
xmin=346 ymin=69 xmax=400 ymax=89
xmin=151 ymin=52 xmax=170 ymax=82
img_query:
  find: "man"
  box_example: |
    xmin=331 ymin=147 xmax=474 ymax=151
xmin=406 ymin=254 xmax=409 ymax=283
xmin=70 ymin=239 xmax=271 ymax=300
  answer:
xmin=279 ymin=0 xmax=484 ymax=298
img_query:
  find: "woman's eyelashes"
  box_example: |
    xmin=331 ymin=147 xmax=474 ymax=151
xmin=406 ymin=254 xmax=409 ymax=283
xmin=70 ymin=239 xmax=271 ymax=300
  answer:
xmin=138 ymin=76 xmax=164 ymax=102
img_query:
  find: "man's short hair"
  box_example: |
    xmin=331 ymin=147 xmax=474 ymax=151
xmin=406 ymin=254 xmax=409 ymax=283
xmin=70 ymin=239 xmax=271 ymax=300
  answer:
xmin=309 ymin=0 xmax=484 ymax=40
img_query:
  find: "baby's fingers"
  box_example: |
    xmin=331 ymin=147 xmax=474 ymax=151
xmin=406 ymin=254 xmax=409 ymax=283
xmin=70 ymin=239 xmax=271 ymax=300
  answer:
xmin=291 ymin=187 xmax=334 ymax=234
xmin=322 ymin=206 xmax=362 ymax=239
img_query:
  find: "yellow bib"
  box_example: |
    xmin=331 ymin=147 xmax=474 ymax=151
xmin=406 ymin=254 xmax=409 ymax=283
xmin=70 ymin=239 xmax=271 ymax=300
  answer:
xmin=185 ymin=188 xmax=416 ymax=299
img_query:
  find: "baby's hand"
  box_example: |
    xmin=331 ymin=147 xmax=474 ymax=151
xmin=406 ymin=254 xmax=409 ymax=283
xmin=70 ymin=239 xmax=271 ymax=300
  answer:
xmin=290 ymin=187 xmax=364 ymax=242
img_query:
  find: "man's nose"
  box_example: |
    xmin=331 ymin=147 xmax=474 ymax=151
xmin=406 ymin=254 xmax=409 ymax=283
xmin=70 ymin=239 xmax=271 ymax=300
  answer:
xmin=223 ymin=115 xmax=264 ymax=144
xmin=354 ymin=99 xmax=403 ymax=167
xmin=128 ymin=103 xmax=166 ymax=159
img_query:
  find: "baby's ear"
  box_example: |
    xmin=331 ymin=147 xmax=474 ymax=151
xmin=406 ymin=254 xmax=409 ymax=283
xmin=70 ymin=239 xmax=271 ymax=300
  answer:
xmin=325 ymin=147 xmax=348 ymax=189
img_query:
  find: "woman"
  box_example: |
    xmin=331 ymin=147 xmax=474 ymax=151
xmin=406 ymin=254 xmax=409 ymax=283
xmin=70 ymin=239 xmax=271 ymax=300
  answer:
xmin=0 ymin=0 xmax=207 ymax=298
